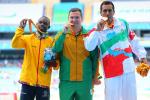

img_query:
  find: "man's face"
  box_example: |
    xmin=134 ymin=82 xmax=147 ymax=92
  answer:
xmin=100 ymin=4 xmax=114 ymax=19
xmin=68 ymin=11 xmax=82 ymax=27
xmin=37 ymin=17 xmax=50 ymax=32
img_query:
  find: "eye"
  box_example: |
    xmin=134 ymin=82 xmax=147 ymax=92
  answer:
xmin=39 ymin=21 xmax=42 ymax=24
xmin=103 ymin=9 xmax=113 ymax=13
xmin=70 ymin=16 xmax=74 ymax=19
xmin=43 ymin=22 xmax=48 ymax=25
xmin=39 ymin=21 xmax=48 ymax=25
xmin=75 ymin=16 xmax=79 ymax=19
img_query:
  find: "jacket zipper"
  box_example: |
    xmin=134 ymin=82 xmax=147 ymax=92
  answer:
xmin=36 ymin=39 xmax=41 ymax=84
xmin=75 ymin=36 xmax=77 ymax=80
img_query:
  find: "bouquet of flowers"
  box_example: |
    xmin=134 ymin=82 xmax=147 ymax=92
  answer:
xmin=41 ymin=48 xmax=57 ymax=73
xmin=136 ymin=63 xmax=150 ymax=77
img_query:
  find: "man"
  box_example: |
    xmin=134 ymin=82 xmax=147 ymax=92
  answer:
xmin=84 ymin=1 xmax=148 ymax=100
xmin=11 ymin=16 xmax=57 ymax=100
xmin=52 ymin=8 xmax=100 ymax=100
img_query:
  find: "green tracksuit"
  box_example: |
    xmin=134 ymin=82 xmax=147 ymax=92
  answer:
xmin=53 ymin=27 xmax=99 ymax=100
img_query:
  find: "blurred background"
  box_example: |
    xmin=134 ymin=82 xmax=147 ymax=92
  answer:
xmin=0 ymin=0 xmax=150 ymax=100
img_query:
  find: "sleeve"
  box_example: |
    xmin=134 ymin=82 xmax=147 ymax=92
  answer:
xmin=121 ymin=19 xmax=147 ymax=60
xmin=52 ymin=32 xmax=66 ymax=53
xmin=11 ymin=27 xmax=26 ymax=48
xmin=84 ymin=30 xmax=100 ymax=51
xmin=129 ymin=30 xmax=147 ymax=60
xmin=94 ymin=65 xmax=100 ymax=79
xmin=90 ymin=46 xmax=100 ymax=79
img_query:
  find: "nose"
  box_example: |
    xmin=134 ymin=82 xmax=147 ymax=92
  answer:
xmin=72 ymin=17 xmax=77 ymax=21
xmin=106 ymin=11 xmax=110 ymax=14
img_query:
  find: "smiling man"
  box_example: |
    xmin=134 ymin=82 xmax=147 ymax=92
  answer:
xmin=52 ymin=8 xmax=100 ymax=100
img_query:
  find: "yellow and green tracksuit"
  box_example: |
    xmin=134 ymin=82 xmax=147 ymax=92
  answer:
xmin=53 ymin=27 xmax=99 ymax=100
xmin=11 ymin=27 xmax=57 ymax=88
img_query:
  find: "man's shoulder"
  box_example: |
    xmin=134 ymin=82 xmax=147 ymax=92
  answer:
xmin=46 ymin=36 xmax=53 ymax=40
xmin=23 ymin=33 xmax=34 ymax=37
xmin=81 ymin=26 xmax=88 ymax=35
xmin=117 ymin=18 xmax=128 ymax=24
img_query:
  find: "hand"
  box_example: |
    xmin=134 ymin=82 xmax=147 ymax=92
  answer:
xmin=93 ymin=78 xmax=101 ymax=85
xmin=63 ymin=24 xmax=69 ymax=34
xmin=19 ymin=19 xmax=28 ymax=29
xmin=96 ymin=19 xmax=106 ymax=31
xmin=140 ymin=58 xmax=148 ymax=64
xmin=49 ymin=60 xmax=58 ymax=67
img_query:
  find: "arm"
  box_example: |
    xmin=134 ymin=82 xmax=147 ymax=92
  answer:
xmin=84 ymin=31 xmax=100 ymax=51
xmin=129 ymin=31 xmax=147 ymax=60
xmin=128 ymin=30 xmax=147 ymax=62
xmin=11 ymin=19 xmax=27 ymax=48
xmin=90 ymin=47 xmax=101 ymax=89
xmin=121 ymin=19 xmax=147 ymax=62
xmin=90 ymin=46 xmax=100 ymax=80
xmin=52 ymin=32 xmax=66 ymax=53
xmin=11 ymin=28 xmax=26 ymax=48
xmin=84 ymin=20 xmax=104 ymax=51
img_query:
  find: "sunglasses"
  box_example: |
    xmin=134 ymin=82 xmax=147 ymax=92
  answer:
xmin=102 ymin=9 xmax=113 ymax=13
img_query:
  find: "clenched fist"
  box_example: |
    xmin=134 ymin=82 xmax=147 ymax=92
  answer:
xmin=19 ymin=19 xmax=28 ymax=29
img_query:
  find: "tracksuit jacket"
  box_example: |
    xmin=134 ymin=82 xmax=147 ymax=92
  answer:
xmin=84 ymin=18 xmax=147 ymax=78
xmin=11 ymin=27 xmax=55 ymax=88
xmin=52 ymin=27 xmax=99 ymax=81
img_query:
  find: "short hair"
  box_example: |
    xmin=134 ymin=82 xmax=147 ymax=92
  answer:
xmin=40 ymin=16 xmax=50 ymax=22
xmin=38 ymin=16 xmax=50 ymax=28
xmin=100 ymin=1 xmax=115 ymax=13
xmin=68 ymin=8 xmax=82 ymax=18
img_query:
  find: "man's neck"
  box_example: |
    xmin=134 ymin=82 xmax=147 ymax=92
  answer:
xmin=106 ymin=18 xmax=114 ymax=28
xmin=71 ymin=25 xmax=81 ymax=35
xmin=36 ymin=31 xmax=47 ymax=39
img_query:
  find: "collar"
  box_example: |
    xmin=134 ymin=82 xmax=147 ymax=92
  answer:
xmin=65 ymin=26 xmax=88 ymax=36
xmin=35 ymin=32 xmax=48 ymax=39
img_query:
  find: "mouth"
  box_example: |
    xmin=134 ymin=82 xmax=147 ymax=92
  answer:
xmin=39 ymin=26 xmax=47 ymax=32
